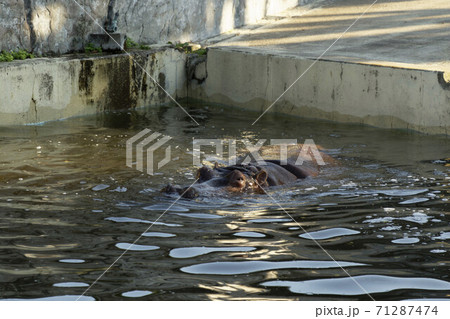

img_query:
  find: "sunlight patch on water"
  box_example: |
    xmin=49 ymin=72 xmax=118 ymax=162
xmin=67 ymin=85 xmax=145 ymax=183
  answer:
xmin=261 ymin=275 xmax=450 ymax=296
xmin=181 ymin=260 xmax=366 ymax=275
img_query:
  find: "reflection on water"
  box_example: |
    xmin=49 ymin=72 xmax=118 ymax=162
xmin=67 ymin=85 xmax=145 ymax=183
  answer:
xmin=115 ymin=243 xmax=160 ymax=251
xmin=0 ymin=101 xmax=448 ymax=300
xmin=262 ymin=275 xmax=450 ymax=296
xmin=299 ymin=227 xmax=360 ymax=240
xmin=122 ymin=290 xmax=153 ymax=298
xmin=170 ymin=246 xmax=256 ymax=259
xmin=181 ymin=260 xmax=366 ymax=275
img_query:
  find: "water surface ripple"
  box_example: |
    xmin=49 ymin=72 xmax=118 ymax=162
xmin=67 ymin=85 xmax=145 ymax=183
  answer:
xmin=0 ymin=102 xmax=448 ymax=300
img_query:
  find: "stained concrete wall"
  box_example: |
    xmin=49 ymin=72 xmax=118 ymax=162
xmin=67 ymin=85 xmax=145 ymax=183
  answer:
xmin=0 ymin=47 xmax=186 ymax=125
xmin=189 ymin=48 xmax=450 ymax=135
xmin=0 ymin=0 xmax=309 ymax=55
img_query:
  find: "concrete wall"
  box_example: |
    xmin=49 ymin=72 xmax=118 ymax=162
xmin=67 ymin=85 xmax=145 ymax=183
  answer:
xmin=189 ymin=48 xmax=450 ymax=135
xmin=0 ymin=47 xmax=186 ymax=125
xmin=0 ymin=0 xmax=306 ymax=55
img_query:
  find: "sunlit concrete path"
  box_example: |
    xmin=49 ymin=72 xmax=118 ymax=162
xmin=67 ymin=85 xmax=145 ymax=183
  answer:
xmin=208 ymin=0 xmax=450 ymax=72
xmin=191 ymin=0 xmax=450 ymax=134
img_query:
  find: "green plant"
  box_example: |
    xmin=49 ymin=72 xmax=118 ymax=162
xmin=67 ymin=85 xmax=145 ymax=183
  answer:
xmin=0 ymin=51 xmax=14 ymax=62
xmin=84 ymin=42 xmax=102 ymax=54
xmin=168 ymin=42 xmax=206 ymax=55
xmin=192 ymin=48 xmax=207 ymax=56
xmin=126 ymin=37 xmax=150 ymax=50
xmin=0 ymin=49 xmax=34 ymax=62
xmin=126 ymin=37 xmax=138 ymax=48
xmin=12 ymin=49 xmax=34 ymax=60
xmin=175 ymin=42 xmax=189 ymax=50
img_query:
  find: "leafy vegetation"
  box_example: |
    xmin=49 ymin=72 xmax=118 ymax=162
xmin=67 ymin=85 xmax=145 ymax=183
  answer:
xmin=84 ymin=42 xmax=102 ymax=54
xmin=167 ymin=42 xmax=207 ymax=55
xmin=0 ymin=49 xmax=35 ymax=62
xmin=125 ymin=37 xmax=150 ymax=50
xmin=193 ymin=48 xmax=207 ymax=56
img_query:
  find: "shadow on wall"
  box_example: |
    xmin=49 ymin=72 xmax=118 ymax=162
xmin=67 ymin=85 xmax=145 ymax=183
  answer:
xmin=0 ymin=0 xmax=304 ymax=55
xmin=4 ymin=0 xmax=101 ymax=55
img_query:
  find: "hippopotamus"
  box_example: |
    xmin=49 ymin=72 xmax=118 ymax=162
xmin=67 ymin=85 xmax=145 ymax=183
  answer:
xmin=162 ymin=144 xmax=334 ymax=199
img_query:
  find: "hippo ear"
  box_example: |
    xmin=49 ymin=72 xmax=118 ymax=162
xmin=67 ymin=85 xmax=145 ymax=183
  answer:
xmin=255 ymin=170 xmax=268 ymax=185
xmin=196 ymin=166 xmax=214 ymax=182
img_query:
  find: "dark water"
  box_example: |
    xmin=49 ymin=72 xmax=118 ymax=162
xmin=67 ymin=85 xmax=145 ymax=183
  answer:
xmin=0 ymin=101 xmax=449 ymax=301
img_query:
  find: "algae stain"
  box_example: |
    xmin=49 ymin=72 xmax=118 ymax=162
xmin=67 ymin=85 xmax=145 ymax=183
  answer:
xmin=158 ymin=72 xmax=166 ymax=100
xmin=78 ymin=60 xmax=95 ymax=95
xmin=38 ymin=73 xmax=54 ymax=100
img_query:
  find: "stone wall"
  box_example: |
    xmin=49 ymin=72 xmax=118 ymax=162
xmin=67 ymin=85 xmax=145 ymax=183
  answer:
xmin=0 ymin=0 xmax=311 ymax=55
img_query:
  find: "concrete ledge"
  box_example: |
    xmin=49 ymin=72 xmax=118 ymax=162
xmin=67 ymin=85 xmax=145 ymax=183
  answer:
xmin=189 ymin=48 xmax=450 ymax=135
xmin=0 ymin=48 xmax=187 ymax=125
xmin=88 ymin=33 xmax=126 ymax=52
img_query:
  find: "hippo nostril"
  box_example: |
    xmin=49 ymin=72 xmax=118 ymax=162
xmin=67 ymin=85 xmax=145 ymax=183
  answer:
xmin=162 ymin=184 xmax=177 ymax=193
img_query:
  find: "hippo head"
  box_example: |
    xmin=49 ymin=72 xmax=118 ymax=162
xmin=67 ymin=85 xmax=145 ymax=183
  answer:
xmin=162 ymin=164 xmax=269 ymax=199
